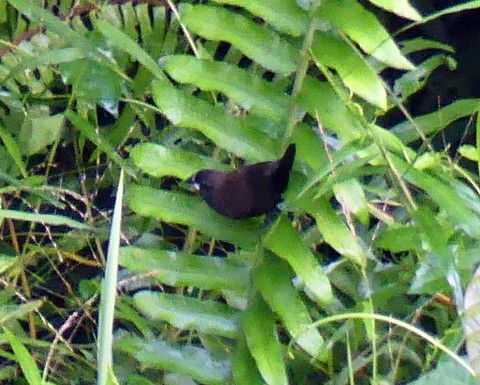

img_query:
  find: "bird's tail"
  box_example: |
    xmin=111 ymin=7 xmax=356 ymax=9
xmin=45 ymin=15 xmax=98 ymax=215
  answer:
xmin=279 ymin=143 xmax=296 ymax=174
xmin=273 ymin=143 xmax=296 ymax=193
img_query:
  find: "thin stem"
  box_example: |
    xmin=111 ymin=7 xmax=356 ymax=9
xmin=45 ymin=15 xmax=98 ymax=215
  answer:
xmin=299 ymin=312 xmax=475 ymax=377
xmin=283 ymin=17 xmax=317 ymax=148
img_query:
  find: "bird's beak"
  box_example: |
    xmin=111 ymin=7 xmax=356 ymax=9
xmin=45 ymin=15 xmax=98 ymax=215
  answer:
xmin=186 ymin=176 xmax=200 ymax=192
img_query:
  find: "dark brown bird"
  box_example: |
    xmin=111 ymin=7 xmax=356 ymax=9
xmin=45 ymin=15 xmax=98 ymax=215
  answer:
xmin=187 ymin=144 xmax=296 ymax=219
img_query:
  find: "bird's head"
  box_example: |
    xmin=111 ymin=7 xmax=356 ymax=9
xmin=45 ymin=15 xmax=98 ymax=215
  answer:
xmin=187 ymin=169 xmax=223 ymax=199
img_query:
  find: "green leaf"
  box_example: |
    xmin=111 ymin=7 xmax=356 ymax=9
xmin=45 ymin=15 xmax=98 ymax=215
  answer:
xmin=19 ymin=113 xmax=64 ymax=155
xmin=119 ymin=246 xmax=249 ymax=291
xmin=106 ymin=366 xmax=120 ymax=385
xmin=413 ymin=208 xmax=450 ymax=267
xmin=294 ymin=140 xmax=373 ymax=202
xmin=151 ymin=77 xmax=278 ymax=162
xmin=211 ymin=0 xmax=309 ymax=36
xmin=0 ymin=300 xmax=43 ymax=324
xmin=7 ymin=0 xmax=127 ymax=84
xmin=392 ymin=99 xmax=480 ymax=143
xmin=65 ymin=111 xmax=133 ymax=173
xmin=11 ymin=47 xmax=85 ymax=74
xmin=333 ymin=179 xmax=369 ymax=224
xmin=458 ymin=145 xmax=478 ymax=161
xmin=312 ymin=33 xmax=387 ymax=109
xmin=465 ymin=264 xmax=480 ymax=376
xmin=374 ymin=225 xmax=421 ymax=252
xmin=119 ymin=3 xmax=138 ymax=39
xmin=254 ymin=253 xmax=326 ymax=359
xmin=263 ymin=216 xmax=333 ymax=305
xmin=317 ymin=0 xmax=414 ymax=70
xmin=0 ymin=254 xmax=17 ymax=275
xmin=0 ymin=0 xmax=6 ymax=23
xmin=136 ymin=4 xmax=154 ymax=45
xmin=401 ymin=38 xmax=455 ymax=55
xmin=300 ymin=77 xmax=364 ymax=142
xmin=394 ymin=55 xmax=455 ymax=102
xmin=231 ymin=336 xmax=266 ymax=385
xmin=407 ymin=357 xmax=477 ymax=385
xmin=412 ymin=152 xmax=443 ymax=170
xmin=59 ymin=58 xmax=123 ymax=102
xmin=391 ymin=154 xmax=480 ymax=237
xmin=133 ymin=292 xmax=239 ymax=338
xmin=127 ymin=185 xmax=260 ymax=247
xmin=367 ymin=0 xmax=422 ymax=21
xmin=306 ymin=198 xmax=367 ymax=266
xmin=4 ymin=327 xmax=43 ymax=385
xmin=180 ymin=4 xmax=298 ymax=75
xmin=117 ymin=335 xmax=230 ymax=385
xmin=0 ymin=209 xmax=89 ymax=230
xmin=0 ymin=124 xmax=28 ymax=177
xmin=161 ymin=55 xmax=289 ymax=121
xmin=130 ymin=143 xmax=227 ymax=179
xmin=410 ymin=260 xmax=447 ymax=295
xmin=162 ymin=373 xmax=196 ymax=385
xmin=447 ymin=176 xmax=480 ymax=217
xmin=0 ymin=172 xmax=63 ymax=209
xmin=422 ymin=1 xmax=480 ymax=21
xmin=95 ymin=18 xmax=167 ymax=81
xmin=408 ymin=208 xmax=457 ymax=295
xmin=291 ymin=124 xmax=329 ymax=171
xmin=97 ymin=169 xmax=124 ymax=385
xmin=7 ymin=1 xmax=90 ymax=55
xmin=242 ymin=295 xmax=288 ymax=385
xmin=358 ymin=123 xmax=416 ymax=163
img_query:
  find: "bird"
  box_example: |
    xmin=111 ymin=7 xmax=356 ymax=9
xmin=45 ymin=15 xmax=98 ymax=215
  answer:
xmin=187 ymin=144 xmax=296 ymax=219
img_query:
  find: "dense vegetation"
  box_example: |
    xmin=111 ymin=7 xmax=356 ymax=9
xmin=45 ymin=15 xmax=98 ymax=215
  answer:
xmin=1 ymin=1 xmax=480 ymax=384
